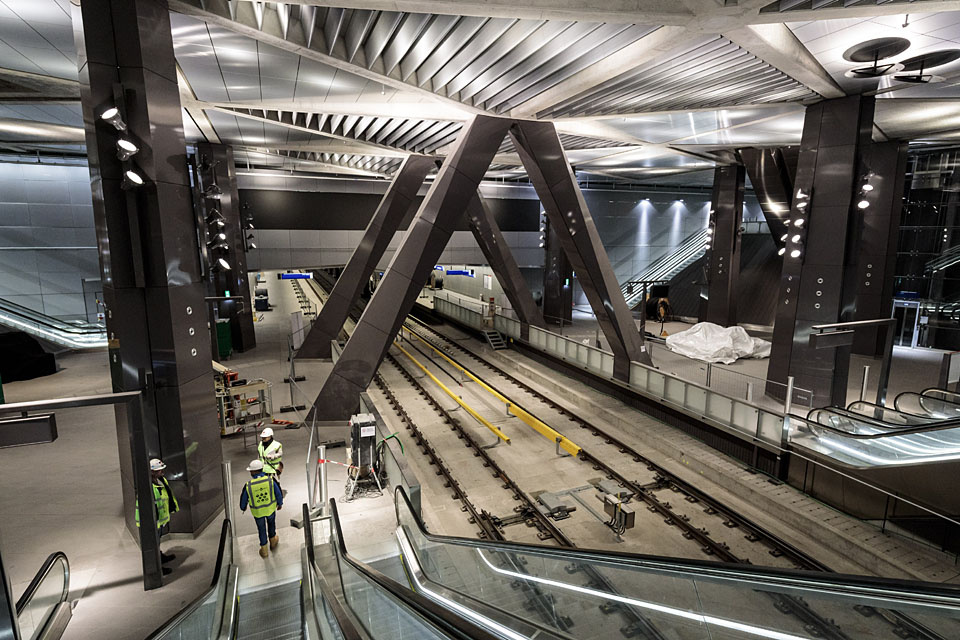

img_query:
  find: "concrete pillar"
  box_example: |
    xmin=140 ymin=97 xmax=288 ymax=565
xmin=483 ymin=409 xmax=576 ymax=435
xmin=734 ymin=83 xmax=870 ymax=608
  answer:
xmin=465 ymin=192 xmax=545 ymax=340
xmin=196 ymin=142 xmax=256 ymax=353
xmin=853 ymin=141 xmax=908 ymax=356
xmin=701 ymin=164 xmax=745 ymax=327
xmin=297 ymin=155 xmax=434 ymax=359
xmin=767 ymin=95 xmax=875 ymax=406
xmin=542 ymin=215 xmax=573 ymax=326
xmin=73 ymin=0 xmax=223 ymax=535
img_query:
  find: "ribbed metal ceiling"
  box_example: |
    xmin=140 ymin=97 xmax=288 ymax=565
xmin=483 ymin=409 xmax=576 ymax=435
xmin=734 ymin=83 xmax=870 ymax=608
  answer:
xmin=540 ymin=36 xmax=820 ymax=118
xmin=220 ymin=107 xmax=462 ymax=154
xmin=760 ymin=0 xmax=937 ymax=14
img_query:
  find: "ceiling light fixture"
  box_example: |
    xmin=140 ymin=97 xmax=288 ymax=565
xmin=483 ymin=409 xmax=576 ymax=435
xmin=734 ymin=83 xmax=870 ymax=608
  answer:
xmin=116 ymin=139 xmax=138 ymax=161
xmin=100 ymin=107 xmax=127 ymax=131
xmin=121 ymin=170 xmax=143 ymax=190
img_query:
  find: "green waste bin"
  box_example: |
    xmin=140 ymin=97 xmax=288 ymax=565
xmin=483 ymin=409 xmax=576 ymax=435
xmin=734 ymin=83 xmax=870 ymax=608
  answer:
xmin=216 ymin=319 xmax=233 ymax=360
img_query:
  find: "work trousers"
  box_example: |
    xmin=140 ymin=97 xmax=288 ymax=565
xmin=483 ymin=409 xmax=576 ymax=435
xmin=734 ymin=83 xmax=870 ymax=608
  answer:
xmin=254 ymin=513 xmax=277 ymax=546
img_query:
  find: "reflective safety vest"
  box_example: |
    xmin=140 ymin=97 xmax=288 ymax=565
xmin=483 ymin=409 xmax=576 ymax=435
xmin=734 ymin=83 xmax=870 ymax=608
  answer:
xmin=136 ymin=478 xmax=179 ymax=528
xmin=245 ymin=475 xmax=277 ymax=518
xmin=258 ymin=439 xmax=283 ymax=474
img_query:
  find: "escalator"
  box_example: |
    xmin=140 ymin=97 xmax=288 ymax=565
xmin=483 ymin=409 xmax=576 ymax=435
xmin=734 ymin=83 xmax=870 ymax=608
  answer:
xmin=13 ymin=551 xmax=72 ymax=640
xmin=0 ymin=297 xmax=105 ymax=350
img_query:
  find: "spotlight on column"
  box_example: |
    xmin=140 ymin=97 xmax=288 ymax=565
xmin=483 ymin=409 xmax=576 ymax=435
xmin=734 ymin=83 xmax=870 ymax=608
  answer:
xmin=206 ymin=209 xmax=226 ymax=228
xmin=245 ymin=221 xmax=255 ymax=230
xmin=780 ymin=233 xmax=788 ymax=242
xmin=858 ymin=199 xmax=870 ymax=209
xmin=212 ymin=257 xmax=232 ymax=272
xmin=246 ymin=242 xmax=257 ymax=250
xmin=538 ymin=242 xmax=545 ymax=248
xmin=778 ymin=247 xmax=786 ymax=256
xmin=100 ymin=107 xmax=127 ymax=131
xmin=246 ymin=233 xmax=255 ymax=240
xmin=204 ymin=183 xmax=223 ymax=200
xmin=861 ymin=183 xmax=874 ymax=192
xmin=121 ymin=170 xmax=144 ymax=190
xmin=706 ymin=228 xmax=714 ymax=236
xmin=791 ymin=234 xmax=801 ymax=243
xmin=794 ymin=218 xmax=805 ymax=227
xmin=115 ymin=139 xmax=138 ymax=161
xmin=790 ymin=249 xmax=801 ymax=258
xmin=704 ymin=243 xmax=711 ymax=250
xmin=207 ymin=240 xmax=228 ymax=251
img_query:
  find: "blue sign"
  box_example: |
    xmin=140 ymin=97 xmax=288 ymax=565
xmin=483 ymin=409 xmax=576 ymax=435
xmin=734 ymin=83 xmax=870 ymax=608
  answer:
xmin=434 ymin=265 xmax=444 ymax=271
xmin=279 ymin=273 xmax=313 ymax=280
xmin=445 ymin=270 xmax=474 ymax=277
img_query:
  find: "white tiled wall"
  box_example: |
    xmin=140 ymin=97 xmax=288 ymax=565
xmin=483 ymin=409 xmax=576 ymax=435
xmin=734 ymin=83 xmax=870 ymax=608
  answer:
xmin=0 ymin=163 xmax=100 ymax=321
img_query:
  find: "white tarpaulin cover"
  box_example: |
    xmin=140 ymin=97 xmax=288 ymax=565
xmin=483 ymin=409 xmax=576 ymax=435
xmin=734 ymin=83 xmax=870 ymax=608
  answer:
xmin=665 ymin=322 xmax=771 ymax=364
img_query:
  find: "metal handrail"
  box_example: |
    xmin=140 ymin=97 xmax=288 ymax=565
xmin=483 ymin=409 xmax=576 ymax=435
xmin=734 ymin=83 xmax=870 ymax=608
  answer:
xmin=144 ymin=519 xmax=232 ymax=640
xmin=392 ymin=485 xmax=960 ymax=611
xmin=15 ymin=552 xmax=69 ymax=616
xmin=326 ymin=498 xmax=504 ymax=640
xmin=0 ymin=297 xmax=104 ymax=335
xmin=793 ymin=411 xmax=960 ymax=440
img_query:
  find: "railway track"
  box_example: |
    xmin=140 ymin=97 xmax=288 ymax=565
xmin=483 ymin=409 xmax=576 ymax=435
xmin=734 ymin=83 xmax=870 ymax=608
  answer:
xmin=389 ymin=316 xmax=947 ymax=640
xmin=306 ymin=277 xmax=947 ymax=639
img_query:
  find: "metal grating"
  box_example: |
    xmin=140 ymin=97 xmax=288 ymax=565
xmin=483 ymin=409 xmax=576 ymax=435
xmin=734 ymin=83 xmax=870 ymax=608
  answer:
xmin=234 ymin=148 xmax=404 ymax=176
xmin=541 ymin=36 xmax=819 ymax=118
xmin=176 ymin=1 xmax=656 ymax=113
xmin=759 ymin=0 xmax=936 ymax=13
xmin=496 ymin=133 xmax=633 ymax=155
xmin=216 ymin=107 xmax=462 ymax=154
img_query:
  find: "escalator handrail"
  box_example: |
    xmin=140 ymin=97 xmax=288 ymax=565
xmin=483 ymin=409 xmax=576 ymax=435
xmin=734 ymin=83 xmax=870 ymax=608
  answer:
xmin=15 ymin=551 xmax=69 ymax=616
xmin=302 ymin=505 xmax=367 ymax=640
xmin=327 ymin=498 xmax=504 ymax=640
xmin=0 ymin=298 xmax=104 ymax=335
xmin=920 ymin=388 xmax=960 ymax=404
xmin=894 ymin=391 xmax=960 ymax=416
xmin=144 ymin=519 xmax=232 ymax=640
xmin=393 ymin=485 xmax=960 ymax=610
xmin=841 ymin=402 xmax=933 ymax=425
xmin=799 ymin=408 xmax=960 ymax=439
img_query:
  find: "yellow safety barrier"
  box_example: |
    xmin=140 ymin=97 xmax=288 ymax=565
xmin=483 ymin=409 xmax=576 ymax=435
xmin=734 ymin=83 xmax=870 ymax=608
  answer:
xmin=393 ymin=341 xmax=511 ymax=445
xmin=401 ymin=328 xmax=581 ymax=456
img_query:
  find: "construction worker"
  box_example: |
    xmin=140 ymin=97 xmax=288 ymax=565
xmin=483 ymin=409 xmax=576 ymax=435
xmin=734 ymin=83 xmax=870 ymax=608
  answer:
xmin=258 ymin=427 xmax=283 ymax=476
xmin=135 ymin=458 xmax=179 ymax=576
xmin=240 ymin=459 xmax=283 ymax=558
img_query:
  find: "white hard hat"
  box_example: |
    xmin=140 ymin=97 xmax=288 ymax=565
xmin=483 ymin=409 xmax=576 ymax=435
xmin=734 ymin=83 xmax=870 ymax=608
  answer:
xmin=246 ymin=460 xmax=264 ymax=471
xmin=150 ymin=458 xmax=166 ymax=471
xmin=260 ymin=427 xmax=274 ymax=439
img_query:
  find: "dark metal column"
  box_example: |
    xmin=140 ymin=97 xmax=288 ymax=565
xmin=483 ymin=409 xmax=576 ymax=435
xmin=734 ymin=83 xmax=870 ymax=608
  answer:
xmin=853 ymin=141 xmax=909 ymax=356
xmin=542 ymin=215 xmax=573 ymax=327
xmin=298 ymin=155 xmax=434 ymax=359
xmin=74 ymin=0 xmax=223 ymax=534
xmin=310 ymin=115 xmax=513 ymax=420
xmin=702 ymin=164 xmax=745 ymax=327
xmin=509 ymin=120 xmax=653 ymax=377
xmin=465 ymin=191 xmax=545 ymax=340
xmin=196 ymin=142 xmax=256 ymax=353
xmin=767 ymin=96 xmax=875 ymax=406
xmin=739 ymin=147 xmax=793 ymax=249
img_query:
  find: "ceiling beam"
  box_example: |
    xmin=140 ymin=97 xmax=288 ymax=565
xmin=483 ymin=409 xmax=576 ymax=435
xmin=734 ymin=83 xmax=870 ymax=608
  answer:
xmin=748 ymin=1 xmax=960 ymax=25
xmin=168 ymin=0 xmax=484 ymax=117
xmin=0 ymin=68 xmax=79 ymax=101
xmin=177 ymin=64 xmax=221 ymax=143
xmin=510 ymin=27 xmax=701 ymax=119
xmin=725 ymin=23 xmax=844 ymax=100
xmin=197 ymin=99 xmax=469 ymax=121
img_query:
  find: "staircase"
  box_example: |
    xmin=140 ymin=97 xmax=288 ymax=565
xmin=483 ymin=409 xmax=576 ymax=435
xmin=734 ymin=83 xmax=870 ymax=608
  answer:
xmin=483 ymin=329 xmax=507 ymax=350
xmin=620 ymin=229 xmax=710 ymax=309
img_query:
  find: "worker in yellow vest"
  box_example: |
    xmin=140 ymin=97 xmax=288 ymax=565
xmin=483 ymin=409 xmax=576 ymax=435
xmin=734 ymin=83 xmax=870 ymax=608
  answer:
xmin=135 ymin=458 xmax=179 ymax=575
xmin=258 ymin=427 xmax=283 ymax=476
xmin=240 ymin=459 xmax=283 ymax=558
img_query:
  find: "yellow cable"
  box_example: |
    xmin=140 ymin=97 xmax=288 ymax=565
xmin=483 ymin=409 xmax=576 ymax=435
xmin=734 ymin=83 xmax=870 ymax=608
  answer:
xmin=393 ymin=341 xmax=511 ymax=445
xmin=402 ymin=328 xmax=581 ymax=456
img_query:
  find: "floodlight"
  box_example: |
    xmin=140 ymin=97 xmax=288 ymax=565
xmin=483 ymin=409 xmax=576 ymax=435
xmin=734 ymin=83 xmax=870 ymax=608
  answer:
xmin=100 ymin=107 xmax=127 ymax=131
xmin=121 ymin=170 xmax=144 ymax=190
xmin=116 ymin=139 xmax=138 ymax=161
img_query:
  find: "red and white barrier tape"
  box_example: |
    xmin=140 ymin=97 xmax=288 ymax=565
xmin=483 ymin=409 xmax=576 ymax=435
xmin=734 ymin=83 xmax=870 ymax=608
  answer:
xmin=317 ymin=458 xmax=360 ymax=470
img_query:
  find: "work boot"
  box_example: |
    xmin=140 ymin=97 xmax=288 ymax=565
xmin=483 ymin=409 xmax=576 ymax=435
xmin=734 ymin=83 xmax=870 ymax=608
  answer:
xmin=161 ymin=552 xmax=176 ymax=564
xmin=259 ymin=545 xmax=269 ymax=558
xmin=269 ymin=535 xmax=279 ymax=550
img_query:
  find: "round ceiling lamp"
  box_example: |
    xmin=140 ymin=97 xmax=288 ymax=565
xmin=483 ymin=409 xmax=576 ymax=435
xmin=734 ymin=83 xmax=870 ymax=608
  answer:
xmin=843 ymin=37 xmax=911 ymax=78
xmin=894 ymin=49 xmax=960 ymax=84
